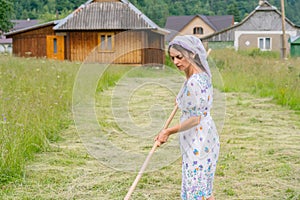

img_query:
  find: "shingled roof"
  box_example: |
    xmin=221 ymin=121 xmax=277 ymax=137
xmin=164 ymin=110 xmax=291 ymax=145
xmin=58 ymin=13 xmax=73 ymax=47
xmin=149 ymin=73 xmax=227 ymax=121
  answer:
xmin=54 ymin=0 xmax=167 ymax=33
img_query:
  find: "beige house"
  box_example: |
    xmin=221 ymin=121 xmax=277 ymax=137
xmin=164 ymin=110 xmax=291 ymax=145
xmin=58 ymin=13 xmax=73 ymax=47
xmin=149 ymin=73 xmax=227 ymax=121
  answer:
xmin=165 ymin=15 xmax=234 ymax=43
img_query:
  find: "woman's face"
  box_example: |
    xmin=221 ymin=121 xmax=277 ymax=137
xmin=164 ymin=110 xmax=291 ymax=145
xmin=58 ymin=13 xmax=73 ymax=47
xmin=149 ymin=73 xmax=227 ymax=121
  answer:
xmin=169 ymin=47 xmax=192 ymax=72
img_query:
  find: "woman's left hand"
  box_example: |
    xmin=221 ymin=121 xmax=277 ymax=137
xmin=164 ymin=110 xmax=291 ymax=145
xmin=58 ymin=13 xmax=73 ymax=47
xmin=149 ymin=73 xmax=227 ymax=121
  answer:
xmin=154 ymin=129 xmax=170 ymax=147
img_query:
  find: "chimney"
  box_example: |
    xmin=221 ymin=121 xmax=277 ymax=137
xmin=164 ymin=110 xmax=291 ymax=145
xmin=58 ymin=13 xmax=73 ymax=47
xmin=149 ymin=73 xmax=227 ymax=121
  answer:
xmin=259 ymin=0 xmax=265 ymax=6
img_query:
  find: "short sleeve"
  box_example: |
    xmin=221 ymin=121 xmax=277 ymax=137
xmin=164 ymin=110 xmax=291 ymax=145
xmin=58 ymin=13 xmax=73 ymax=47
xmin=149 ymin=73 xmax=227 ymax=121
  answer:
xmin=184 ymin=75 xmax=210 ymax=117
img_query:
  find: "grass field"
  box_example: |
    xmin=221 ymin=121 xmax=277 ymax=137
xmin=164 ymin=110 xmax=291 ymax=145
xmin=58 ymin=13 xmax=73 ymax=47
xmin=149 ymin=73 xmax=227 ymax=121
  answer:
xmin=0 ymin=50 xmax=299 ymax=199
xmin=210 ymin=49 xmax=300 ymax=111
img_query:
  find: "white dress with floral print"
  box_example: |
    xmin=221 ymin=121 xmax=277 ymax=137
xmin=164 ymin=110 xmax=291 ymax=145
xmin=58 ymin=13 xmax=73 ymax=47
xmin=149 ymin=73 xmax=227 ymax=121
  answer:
xmin=176 ymin=73 xmax=220 ymax=199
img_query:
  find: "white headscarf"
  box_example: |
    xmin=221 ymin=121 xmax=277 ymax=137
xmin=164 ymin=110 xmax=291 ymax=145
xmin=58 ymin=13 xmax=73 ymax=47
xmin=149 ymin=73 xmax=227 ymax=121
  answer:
xmin=169 ymin=35 xmax=211 ymax=77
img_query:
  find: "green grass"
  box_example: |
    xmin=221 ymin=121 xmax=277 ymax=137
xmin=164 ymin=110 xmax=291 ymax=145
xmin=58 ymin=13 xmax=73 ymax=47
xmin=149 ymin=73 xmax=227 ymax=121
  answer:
xmin=211 ymin=48 xmax=300 ymax=110
xmin=97 ymin=65 xmax=134 ymax=92
xmin=0 ymin=52 xmax=299 ymax=199
xmin=0 ymin=55 xmax=81 ymax=183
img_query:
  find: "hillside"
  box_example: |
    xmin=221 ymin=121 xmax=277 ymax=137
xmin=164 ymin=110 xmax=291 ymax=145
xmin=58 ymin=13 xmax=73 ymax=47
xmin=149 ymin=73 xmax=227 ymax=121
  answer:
xmin=9 ymin=0 xmax=300 ymax=27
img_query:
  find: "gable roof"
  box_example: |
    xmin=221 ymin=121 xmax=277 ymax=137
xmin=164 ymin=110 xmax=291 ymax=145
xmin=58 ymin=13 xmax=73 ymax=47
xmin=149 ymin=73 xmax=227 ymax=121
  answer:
xmin=54 ymin=0 xmax=168 ymax=34
xmin=164 ymin=15 xmax=234 ymax=33
xmin=202 ymin=0 xmax=300 ymax=40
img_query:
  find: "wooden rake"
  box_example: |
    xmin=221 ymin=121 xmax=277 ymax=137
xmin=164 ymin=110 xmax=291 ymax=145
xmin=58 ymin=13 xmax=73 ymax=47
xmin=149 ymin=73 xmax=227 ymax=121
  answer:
xmin=124 ymin=49 xmax=212 ymax=200
xmin=124 ymin=105 xmax=178 ymax=200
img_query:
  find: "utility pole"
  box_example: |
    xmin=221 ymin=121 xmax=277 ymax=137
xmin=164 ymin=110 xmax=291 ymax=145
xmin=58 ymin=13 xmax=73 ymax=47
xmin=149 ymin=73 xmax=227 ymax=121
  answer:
xmin=281 ymin=0 xmax=287 ymax=59
xmin=56 ymin=10 xmax=59 ymax=20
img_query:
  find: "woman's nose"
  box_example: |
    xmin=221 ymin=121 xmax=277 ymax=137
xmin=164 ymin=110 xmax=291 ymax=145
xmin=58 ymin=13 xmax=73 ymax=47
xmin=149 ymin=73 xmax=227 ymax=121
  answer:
xmin=173 ymin=58 xmax=180 ymax=64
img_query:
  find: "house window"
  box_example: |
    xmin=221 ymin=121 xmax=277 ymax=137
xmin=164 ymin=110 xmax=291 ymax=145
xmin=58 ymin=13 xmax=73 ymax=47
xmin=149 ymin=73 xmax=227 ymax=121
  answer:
xmin=258 ymin=37 xmax=271 ymax=51
xmin=53 ymin=38 xmax=57 ymax=54
xmin=193 ymin=27 xmax=203 ymax=35
xmin=98 ymin=33 xmax=114 ymax=52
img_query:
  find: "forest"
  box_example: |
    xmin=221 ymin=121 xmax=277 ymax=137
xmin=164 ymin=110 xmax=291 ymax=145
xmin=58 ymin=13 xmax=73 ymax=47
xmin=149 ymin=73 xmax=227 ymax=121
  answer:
xmin=2 ymin=0 xmax=300 ymax=31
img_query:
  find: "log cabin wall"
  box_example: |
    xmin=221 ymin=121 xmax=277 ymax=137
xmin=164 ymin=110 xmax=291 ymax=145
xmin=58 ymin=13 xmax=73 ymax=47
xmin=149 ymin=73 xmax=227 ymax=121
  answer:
xmin=143 ymin=31 xmax=165 ymax=65
xmin=67 ymin=30 xmax=145 ymax=64
xmin=11 ymin=25 xmax=55 ymax=58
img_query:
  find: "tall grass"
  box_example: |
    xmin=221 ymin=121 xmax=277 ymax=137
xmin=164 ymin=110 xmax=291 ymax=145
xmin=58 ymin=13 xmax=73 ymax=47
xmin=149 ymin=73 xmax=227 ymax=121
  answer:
xmin=0 ymin=55 xmax=80 ymax=183
xmin=97 ymin=65 xmax=133 ymax=92
xmin=0 ymin=57 xmax=139 ymax=184
xmin=211 ymin=48 xmax=300 ymax=111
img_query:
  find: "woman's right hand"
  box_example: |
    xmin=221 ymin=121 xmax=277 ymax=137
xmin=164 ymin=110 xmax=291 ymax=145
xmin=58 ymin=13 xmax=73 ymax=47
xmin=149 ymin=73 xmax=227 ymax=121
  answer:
xmin=154 ymin=129 xmax=170 ymax=147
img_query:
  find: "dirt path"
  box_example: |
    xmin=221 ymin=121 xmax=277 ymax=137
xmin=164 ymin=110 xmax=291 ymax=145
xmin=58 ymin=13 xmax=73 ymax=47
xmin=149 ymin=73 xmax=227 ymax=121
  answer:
xmin=1 ymin=90 xmax=299 ymax=200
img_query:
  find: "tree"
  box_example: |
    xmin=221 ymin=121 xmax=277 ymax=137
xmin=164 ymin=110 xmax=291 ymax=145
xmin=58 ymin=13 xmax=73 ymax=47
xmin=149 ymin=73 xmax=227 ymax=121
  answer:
xmin=227 ymin=2 xmax=241 ymax=22
xmin=0 ymin=0 xmax=14 ymax=34
xmin=143 ymin=1 xmax=169 ymax=27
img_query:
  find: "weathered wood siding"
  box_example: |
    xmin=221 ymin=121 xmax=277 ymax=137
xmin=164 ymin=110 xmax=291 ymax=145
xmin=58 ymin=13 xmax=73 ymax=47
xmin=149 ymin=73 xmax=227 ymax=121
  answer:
xmin=11 ymin=25 xmax=55 ymax=57
xmin=143 ymin=31 xmax=165 ymax=65
xmin=67 ymin=30 xmax=142 ymax=63
xmin=237 ymin=10 xmax=296 ymax=31
xmin=67 ymin=30 xmax=165 ymax=64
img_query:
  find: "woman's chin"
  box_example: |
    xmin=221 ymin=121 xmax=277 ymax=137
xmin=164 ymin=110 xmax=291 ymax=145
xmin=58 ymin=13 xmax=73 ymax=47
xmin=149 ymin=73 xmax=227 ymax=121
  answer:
xmin=177 ymin=66 xmax=184 ymax=71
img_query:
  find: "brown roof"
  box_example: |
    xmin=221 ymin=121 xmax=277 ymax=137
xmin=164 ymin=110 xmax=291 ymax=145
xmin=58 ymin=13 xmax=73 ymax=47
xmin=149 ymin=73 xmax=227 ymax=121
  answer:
xmin=54 ymin=0 xmax=167 ymax=34
xmin=204 ymin=15 xmax=234 ymax=31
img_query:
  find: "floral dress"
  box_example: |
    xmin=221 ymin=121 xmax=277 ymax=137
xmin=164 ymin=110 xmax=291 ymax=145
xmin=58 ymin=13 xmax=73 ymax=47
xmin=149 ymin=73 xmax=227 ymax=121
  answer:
xmin=176 ymin=73 xmax=220 ymax=199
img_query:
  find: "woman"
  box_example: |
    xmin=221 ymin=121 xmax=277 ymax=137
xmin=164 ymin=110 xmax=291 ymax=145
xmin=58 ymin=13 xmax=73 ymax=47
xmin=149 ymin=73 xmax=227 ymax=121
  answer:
xmin=155 ymin=35 xmax=220 ymax=200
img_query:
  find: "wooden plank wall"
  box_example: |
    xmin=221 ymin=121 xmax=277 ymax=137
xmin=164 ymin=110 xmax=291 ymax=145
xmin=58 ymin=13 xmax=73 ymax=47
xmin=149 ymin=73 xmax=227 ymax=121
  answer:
xmin=68 ymin=30 xmax=144 ymax=64
xmin=143 ymin=31 xmax=165 ymax=65
xmin=11 ymin=26 xmax=55 ymax=58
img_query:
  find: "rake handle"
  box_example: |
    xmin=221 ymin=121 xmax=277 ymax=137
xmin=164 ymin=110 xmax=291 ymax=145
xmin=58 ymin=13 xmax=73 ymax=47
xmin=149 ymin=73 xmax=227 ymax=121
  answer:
xmin=124 ymin=105 xmax=178 ymax=200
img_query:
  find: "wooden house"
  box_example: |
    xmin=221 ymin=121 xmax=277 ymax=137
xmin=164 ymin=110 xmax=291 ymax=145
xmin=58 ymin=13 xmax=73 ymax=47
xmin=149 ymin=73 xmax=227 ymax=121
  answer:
xmin=164 ymin=15 xmax=234 ymax=43
xmin=201 ymin=0 xmax=300 ymax=55
xmin=5 ymin=0 xmax=168 ymax=65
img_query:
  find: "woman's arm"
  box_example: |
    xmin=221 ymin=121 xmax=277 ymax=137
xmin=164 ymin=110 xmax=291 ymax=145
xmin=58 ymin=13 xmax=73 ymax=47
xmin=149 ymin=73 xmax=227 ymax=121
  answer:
xmin=155 ymin=115 xmax=201 ymax=146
